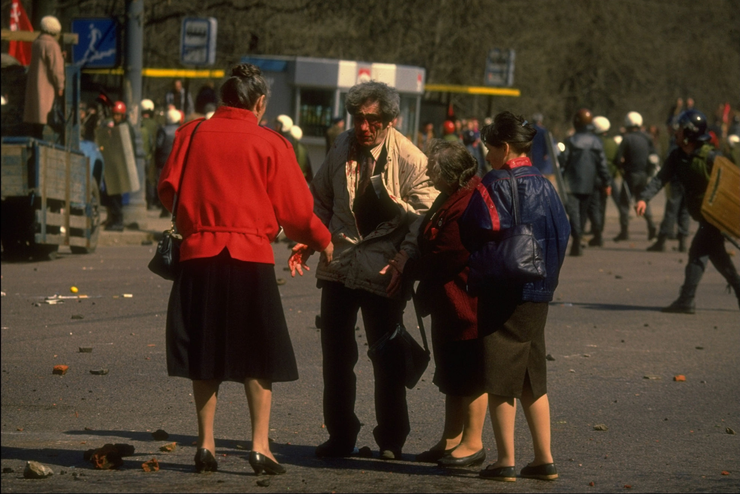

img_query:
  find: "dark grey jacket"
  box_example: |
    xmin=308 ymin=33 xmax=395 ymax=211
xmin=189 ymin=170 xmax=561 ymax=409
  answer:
xmin=559 ymin=129 xmax=611 ymax=194
xmin=616 ymin=130 xmax=656 ymax=176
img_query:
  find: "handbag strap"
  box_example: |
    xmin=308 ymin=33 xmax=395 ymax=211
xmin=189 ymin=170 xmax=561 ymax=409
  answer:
xmin=171 ymin=120 xmax=205 ymax=223
xmin=506 ymin=168 xmax=521 ymax=226
xmin=411 ymin=291 xmax=430 ymax=353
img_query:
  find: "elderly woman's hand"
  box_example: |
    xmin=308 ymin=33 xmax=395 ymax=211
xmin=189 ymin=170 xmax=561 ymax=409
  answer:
xmin=288 ymin=243 xmax=314 ymax=277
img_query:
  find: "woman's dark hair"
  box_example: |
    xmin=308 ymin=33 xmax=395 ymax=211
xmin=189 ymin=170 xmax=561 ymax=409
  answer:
xmin=481 ymin=111 xmax=537 ymax=154
xmin=345 ymin=81 xmax=400 ymax=123
xmin=219 ymin=63 xmax=269 ymax=110
xmin=427 ymin=139 xmax=478 ymax=190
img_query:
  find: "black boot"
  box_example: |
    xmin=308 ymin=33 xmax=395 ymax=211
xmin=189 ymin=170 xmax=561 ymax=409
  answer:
xmin=647 ymin=234 xmax=666 ymax=252
xmin=588 ymin=233 xmax=603 ymax=247
xmin=677 ymin=234 xmax=687 ymax=253
xmin=570 ymin=237 xmax=583 ymax=256
xmin=613 ymin=228 xmax=629 ymax=242
xmin=661 ymin=297 xmax=695 ymax=314
xmin=663 ymin=264 xmax=702 ymax=314
xmin=647 ymin=223 xmax=657 ymax=241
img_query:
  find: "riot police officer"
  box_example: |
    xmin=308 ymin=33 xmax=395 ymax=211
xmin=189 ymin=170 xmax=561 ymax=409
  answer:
xmin=636 ymin=110 xmax=740 ymax=313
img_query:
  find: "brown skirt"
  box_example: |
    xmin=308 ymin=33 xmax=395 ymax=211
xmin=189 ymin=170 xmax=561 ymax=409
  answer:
xmin=478 ymin=294 xmax=549 ymax=400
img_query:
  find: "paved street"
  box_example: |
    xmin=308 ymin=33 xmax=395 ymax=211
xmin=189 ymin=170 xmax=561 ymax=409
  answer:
xmin=2 ymin=203 xmax=739 ymax=493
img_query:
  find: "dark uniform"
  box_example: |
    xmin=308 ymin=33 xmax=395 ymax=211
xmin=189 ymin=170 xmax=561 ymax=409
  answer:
xmin=614 ymin=129 xmax=658 ymax=241
xmin=640 ymin=139 xmax=740 ymax=312
xmin=560 ymin=119 xmax=611 ymax=256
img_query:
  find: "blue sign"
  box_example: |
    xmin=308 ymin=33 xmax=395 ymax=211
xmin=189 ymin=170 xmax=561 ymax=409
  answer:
xmin=71 ymin=18 xmax=118 ymax=68
xmin=181 ymin=17 xmax=217 ymax=66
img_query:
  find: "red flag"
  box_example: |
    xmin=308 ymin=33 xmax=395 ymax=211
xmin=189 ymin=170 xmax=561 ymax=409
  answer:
xmin=9 ymin=0 xmax=34 ymax=66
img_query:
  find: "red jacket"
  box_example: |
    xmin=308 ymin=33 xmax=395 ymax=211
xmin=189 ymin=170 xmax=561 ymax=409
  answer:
xmin=405 ymin=176 xmax=480 ymax=341
xmin=158 ymin=106 xmax=331 ymax=264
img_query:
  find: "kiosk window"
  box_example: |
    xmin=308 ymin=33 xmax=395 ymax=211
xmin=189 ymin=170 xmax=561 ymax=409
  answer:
xmin=299 ymin=89 xmax=334 ymax=138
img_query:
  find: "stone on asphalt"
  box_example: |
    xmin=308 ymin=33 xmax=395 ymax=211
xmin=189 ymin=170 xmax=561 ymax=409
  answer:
xmin=79 ymin=347 xmax=93 ymax=353
xmin=141 ymin=458 xmax=159 ymax=472
xmin=89 ymin=369 xmax=109 ymax=375
xmin=726 ymin=427 xmax=736 ymax=435
xmin=23 ymin=461 xmax=53 ymax=479
xmin=159 ymin=442 xmax=177 ymax=452
xmin=594 ymin=424 xmax=608 ymax=431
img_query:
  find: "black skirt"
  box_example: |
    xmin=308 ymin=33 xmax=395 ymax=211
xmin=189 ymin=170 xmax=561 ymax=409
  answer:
xmin=166 ymin=249 xmax=298 ymax=383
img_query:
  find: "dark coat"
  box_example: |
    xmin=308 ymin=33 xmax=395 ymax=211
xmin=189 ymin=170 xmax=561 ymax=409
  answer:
xmin=405 ymin=176 xmax=480 ymax=341
xmin=560 ymin=129 xmax=611 ymax=194
xmin=460 ymin=158 xmax=570 ymax=302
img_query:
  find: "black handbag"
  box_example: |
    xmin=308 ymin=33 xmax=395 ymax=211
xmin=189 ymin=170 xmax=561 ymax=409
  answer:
xmin=147 ymin=121 xmax=203 ymax=280
xmin=467 ymin=169 xmax=546 ymax=289
xmin=46 ymin=96 xmax=66 ymax=132
xmin=367 ymin=295 xmax=430 ymax=389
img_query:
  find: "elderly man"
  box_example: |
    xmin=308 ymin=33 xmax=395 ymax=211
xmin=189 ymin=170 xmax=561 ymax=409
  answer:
xmin=290 ymin=81 xmax=437 ymax=460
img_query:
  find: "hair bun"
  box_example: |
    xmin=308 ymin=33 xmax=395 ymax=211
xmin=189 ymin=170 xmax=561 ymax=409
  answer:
xmin=231 ymin=63 xmax=262 ymax=79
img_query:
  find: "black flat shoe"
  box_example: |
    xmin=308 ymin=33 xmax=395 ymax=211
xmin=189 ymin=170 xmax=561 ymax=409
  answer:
xmin=520 ymin=462 xmax=558 ymax=480
xmin=437 ymin=448 xmax=486 ymax=467
xmin=479 ymin=464 xmax=516 ymax=481
xmin=194 ymin=448 xmax=218 ymax=473
xmin=249 ymin=451 xmax=286 ymax=475
xmin=416 ymin=447 xmax=454 ymax=463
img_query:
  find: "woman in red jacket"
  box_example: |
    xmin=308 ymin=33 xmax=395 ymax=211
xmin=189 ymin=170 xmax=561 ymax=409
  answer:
xmin=158 ymin=64 xmax=333 ymax=476
xmin=388 ymin=140 xmax=488 ymax=468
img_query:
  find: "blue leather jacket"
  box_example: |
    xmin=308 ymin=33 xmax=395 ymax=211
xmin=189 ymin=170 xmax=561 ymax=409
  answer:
xmin=459 ymin=158 xmax=571 ymax=302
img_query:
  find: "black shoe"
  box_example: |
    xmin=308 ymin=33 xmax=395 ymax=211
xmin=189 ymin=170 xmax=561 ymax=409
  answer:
xmin=380 ymin=448 xmax=403 ymax=461
xmin=104 ymin=222 xmax=124 ymax=232
xmin=569 ymin=241 xmax=583 ymax=257
xmin=677 ymin=235 xmax=687 ymax=252
xmin=613 ymin=231 xmax=629 ymax=242
xmin=648 ymin=225 xmax=657 ymax=240
xmin=315 ymin=440 xmax=356 ymax=458
xmin=588 ymin=236 xmax=603 ymax=247
xmin=437 ymin=448 xmax=486 ymax=467
xmin=647 ymin=237 xmax=666 ymax=252
xmin=194 ymin=448 xmax=218 ymax=473
xmin=416 ymin=447 xmax=454 ymax=463
xmin=249 ymin=451 xmax=286 ymax=475
xmin=479 ymin=464 xmax=516 ymax=481
xmin=661 ymin=298 xmax=695 ymax=314
xmin=520 ymin=462 xmax=559 ymax=480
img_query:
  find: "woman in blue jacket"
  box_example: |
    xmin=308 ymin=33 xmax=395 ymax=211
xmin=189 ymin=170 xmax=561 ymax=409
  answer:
xmin=459 ymin=112 xmax=570 ymax=482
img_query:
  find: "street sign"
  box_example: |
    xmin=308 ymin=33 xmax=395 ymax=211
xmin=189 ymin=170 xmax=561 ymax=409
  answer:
xmin=71 ymin=18 xmax=118 ymax=68
xmin=180 ymin=17 xmax=217 ymax=66
xmin=484 ymin=48 xmax=515 ymax=87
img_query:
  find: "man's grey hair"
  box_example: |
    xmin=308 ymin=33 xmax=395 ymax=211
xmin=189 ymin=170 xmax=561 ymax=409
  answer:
xmin=345 ymin=81 xmax=400 ymax=123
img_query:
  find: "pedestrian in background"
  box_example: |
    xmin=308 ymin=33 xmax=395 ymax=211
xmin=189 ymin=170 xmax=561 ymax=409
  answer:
xmin=529 ymin=113 xmax=554 ymax=181
xmin=23 ymin=15 xmax=64 ymax=141
xmin=165 ymin=79 xmax=194 ymax=121
xmin=139 ymin=99 xmax=161 ymax=211
xmin=559 ymin=108 xmax=611 ymax=256
xmin=460 ymin=111 xmax=569 ymax=482
xmin=289 ymin=125 xmax=313 ymax=183
xmin=290 ymin=81 xmax=437 ymax=461
xmin=393 ymin=140 xmax=487 ymax=468
xmin=636 ymin=110 xmax=740 ymax=313
xmin=613 ymin=111 xmax=658 ymax=242
xmin=156 ymin=108 xmax=182 ymax=217
xmin=586 ymin=116 xmax=617 ymax=247
xmin=326 ymin=116 xmax=345 ymax=153
xmin=159 ymin=63 xmax=333 ymax=475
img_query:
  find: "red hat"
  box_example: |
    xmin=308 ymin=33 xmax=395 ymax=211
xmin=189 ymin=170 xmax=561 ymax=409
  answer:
xmin=112 ymin=101 xmax=127 ymax=115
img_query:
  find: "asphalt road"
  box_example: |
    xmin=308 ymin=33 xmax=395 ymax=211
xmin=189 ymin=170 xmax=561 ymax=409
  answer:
xmin=2 ymin=206 xmax=739 ymax=493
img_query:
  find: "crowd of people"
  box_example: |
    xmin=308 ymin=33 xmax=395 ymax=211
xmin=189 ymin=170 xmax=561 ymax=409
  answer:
xmin=18 ymin=28 xmax=738 ymax=480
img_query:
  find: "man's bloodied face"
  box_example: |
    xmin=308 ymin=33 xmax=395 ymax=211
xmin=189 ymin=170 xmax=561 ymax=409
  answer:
xmin=353 ymin=100 xmax=390 ymax=148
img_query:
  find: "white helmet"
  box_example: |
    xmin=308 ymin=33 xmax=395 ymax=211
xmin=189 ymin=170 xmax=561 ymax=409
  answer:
xmin=613 ymin=135 xmax=623 ymax=146
xmin=625 ymin=111 xmax=643 ymax=128
xmin=275 ymin=115 xmax=293 ymax=132
xmin=166 ymin=108 xmax=182 ymax=125
xmin=728 ymin=134 xmax=740 ymax=149
xmin=141 ymin=99 xmax=155 ymax=112
xmin=289 ymin=125 xmax=303 ymax=141
xmin=40 ymin=16 xmax=62 ymax=35
xmin=592 ymin=116 xmax=611 ymax=134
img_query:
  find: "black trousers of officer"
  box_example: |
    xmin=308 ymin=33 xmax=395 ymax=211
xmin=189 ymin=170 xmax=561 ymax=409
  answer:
xmin=680 ymin=220 xmax=740 ymax=300
xmin=618 ymin=172 xmax=655 ymax=233
xmin=567 ymin=193 xmax=592 ymax=241
xmin=319 ymin=281 xmax=410 ymax=451
xmin=658 ymin=179 xmax=690 ymax=239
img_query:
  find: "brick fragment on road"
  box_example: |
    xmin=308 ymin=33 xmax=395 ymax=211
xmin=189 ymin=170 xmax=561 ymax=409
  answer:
xmin=52 ymin=365 xmax=68 ymax=375
xmin=673 ymin=375 xmax=686 ymax=382
xmin=159 ymin=442 xmax=177 ymax=452
xmin=141 ymin=458 xmax=159 ymax=472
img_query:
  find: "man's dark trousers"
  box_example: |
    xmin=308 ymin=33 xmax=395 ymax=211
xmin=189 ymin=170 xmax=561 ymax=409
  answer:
xmin=319 ymin=281 xmax=410 ymax=452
